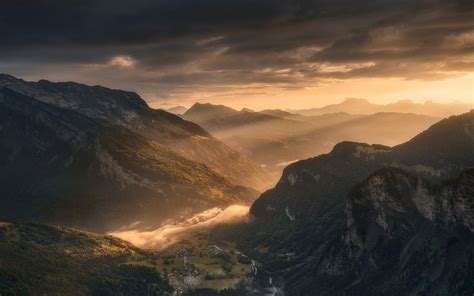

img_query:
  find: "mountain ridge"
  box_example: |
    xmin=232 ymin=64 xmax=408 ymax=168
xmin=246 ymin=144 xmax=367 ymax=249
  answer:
xmin=0 ymin=87 xmax=258 ymax=231
xmin=0 ymin=74 xmax=272 ymax=190
xmin=182 ymin=102 xmax=441 ymax=181
xmin=289 ymin=98 xmax=472 ymax=117
xmin=212 ymin=111 xmax=474 ymax=295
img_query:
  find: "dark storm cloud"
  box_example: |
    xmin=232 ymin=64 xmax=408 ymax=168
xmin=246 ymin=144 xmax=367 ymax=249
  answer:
xmin=0 ymin=0 xmax=472 ymax=99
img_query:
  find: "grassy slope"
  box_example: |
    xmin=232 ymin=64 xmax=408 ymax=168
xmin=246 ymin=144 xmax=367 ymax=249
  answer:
xmin=0 ymin=221 xmax=172 ymax=296
xmin=0 ymin=220 xmax=259 ymax=295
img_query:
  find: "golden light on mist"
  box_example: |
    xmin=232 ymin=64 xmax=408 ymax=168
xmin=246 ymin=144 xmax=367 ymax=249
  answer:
xmin=109 ymin=205 xmax=250 ymax=250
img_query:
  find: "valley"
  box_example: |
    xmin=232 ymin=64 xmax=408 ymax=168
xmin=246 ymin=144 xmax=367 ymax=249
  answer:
xmin=0 ymin=74 xmax=472 ymax=296
xmin=182 ymin=102 xmax=451 ymax=179
xmin=0 ymin=212 xmax=275 ymax=295
xmin=2 ymin=2 xmax=473 ymax=295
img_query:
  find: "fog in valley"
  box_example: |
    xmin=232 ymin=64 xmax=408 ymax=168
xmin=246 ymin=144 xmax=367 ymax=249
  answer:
xmin=110 ymin=205 xmax=250 ymax=250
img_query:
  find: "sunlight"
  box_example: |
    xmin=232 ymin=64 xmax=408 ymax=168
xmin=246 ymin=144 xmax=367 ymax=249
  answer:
xmin=109 ymin=205 xmax=250 ymax=250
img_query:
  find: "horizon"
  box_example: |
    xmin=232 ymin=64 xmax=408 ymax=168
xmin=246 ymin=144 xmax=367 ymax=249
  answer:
xmin=160 ymin=97 xmax=473 ymax=112
xmin=2 ymin=72 xmax=472 ymax=112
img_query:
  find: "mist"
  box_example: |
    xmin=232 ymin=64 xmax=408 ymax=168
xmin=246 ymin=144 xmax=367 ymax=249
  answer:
xmin=194 ymin=110 xmax=442 ymax=181
xmin=109 ymin=205 xmax=250 ymax=250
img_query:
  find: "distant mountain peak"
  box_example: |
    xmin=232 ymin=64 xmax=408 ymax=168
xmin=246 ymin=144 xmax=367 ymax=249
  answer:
xmin=162 ymin=105 xmax=187 ymax=114
xmin=184 ymin=102 xmax=239 ymax=119
xmin=342 ymin=98 xmax=370 ymax=104
xmin=190 ymin=102 xmax=236 ymax=109
xmin=391 ymin=99 xmax=415 ymax=105
xmin=291 ymin=97 xmax=472 ymax=117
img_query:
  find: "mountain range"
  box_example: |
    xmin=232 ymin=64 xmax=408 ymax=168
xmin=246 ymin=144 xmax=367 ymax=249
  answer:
xmin=213 ymin=110 xmax=474 ymax=295
xmin=1 ymin=74 xmax=473 ymax=295
xmin=289 ymin=98 xmax=472 ymax=117
xmin=0 ymin=74 xmax=272 ymax=191
xmin=0 ymin=74 xmax=279 ymax=231
xmin=182 ymin=102 xmax=442 ymax=179
xmin=0 ymin=87 xmax=261 ymax=231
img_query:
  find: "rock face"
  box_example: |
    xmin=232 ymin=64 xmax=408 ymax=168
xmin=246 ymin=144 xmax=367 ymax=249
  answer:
xmin=250 ymin=111 xmax=474 ymax=226
xmin=0 ymin=87 xmax=257 ymax=231
xmin=0 ymin=74 xmax=271 ymax=190
xmin=333 ymin=168 xmax=474 ymax=295
xmin=214 ymin=111 xmax=474 ymax=295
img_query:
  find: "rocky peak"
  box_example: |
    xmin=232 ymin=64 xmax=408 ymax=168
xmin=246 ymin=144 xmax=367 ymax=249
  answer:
xmin=345 ymin=168 xmax=474 ymax=257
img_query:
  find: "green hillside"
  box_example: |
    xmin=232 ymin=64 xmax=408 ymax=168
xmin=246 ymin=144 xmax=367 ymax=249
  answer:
xmin=0 ymin=221 xmax=173 ymax=295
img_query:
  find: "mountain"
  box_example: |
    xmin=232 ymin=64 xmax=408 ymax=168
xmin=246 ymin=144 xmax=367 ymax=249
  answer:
xmin=183 ymin=103 xmax=314 ymax=178
xmin=183 ymin=103 xmax=236 ymax=124
xmin=272 ymin=167 xmax=474 ymax=295
xmin=213 ymin=111 xmax=474 ymax=295
xmin=291 ymin=98 xmax=380 ymax=116
xmin=182 ymin=103 xmax=306 ymax=136
xmin=301 ymin=112 xmax=363 ymax=126
xmin=162 ymin=105 xmax=188 ymax=114
xmin=183 ymin=102 xmax=440 ymax=180
xmin=0 ymin=87 xmax=258 ymax=231
xmin=0 ymin=220 xmax=173 ymax=295
xmin=315 ymin=112 xmax=441 ymax=146
xmin=258 ymin=109 xmax=308 ymax=121
xmin=0 ymin=74 xmax=271 ymax=190
xmin=183 ymin=103 xmax=319 ymax=144
xmin=290 ymin=98 xmax=472 ymax=117
xmin=329 ymin=168 xmax=474 ymax=295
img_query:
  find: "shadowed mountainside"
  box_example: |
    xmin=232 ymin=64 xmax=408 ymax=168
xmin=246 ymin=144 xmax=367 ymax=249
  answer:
xmin=0 ymin=74 xmax=272 ymax=190
xmin=0 ymin=87 xmax=258 ymax=231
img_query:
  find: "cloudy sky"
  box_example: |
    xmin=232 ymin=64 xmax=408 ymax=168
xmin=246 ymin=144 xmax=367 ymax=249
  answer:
xmin=1 ymin=0 xmax=473 ymax=109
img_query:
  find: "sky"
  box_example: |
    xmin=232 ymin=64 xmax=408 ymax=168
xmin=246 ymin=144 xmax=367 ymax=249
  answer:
xmin=0 ymin=0 xmax=473 ymax=110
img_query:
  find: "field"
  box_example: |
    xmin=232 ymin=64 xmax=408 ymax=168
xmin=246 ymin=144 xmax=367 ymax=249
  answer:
xmin=126 ymin=232 xmax=256 ymax=294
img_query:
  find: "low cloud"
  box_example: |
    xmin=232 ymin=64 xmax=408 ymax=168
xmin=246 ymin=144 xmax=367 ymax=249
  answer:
xmin=109 ymin=205 xmax=250 ymax=250
xmin=109 ymin=55 xmax=136 ymax=67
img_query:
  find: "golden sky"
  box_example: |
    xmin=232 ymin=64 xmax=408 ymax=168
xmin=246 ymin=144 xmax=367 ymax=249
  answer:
xmin=147 ymin=74 xmax=474 ymax=110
